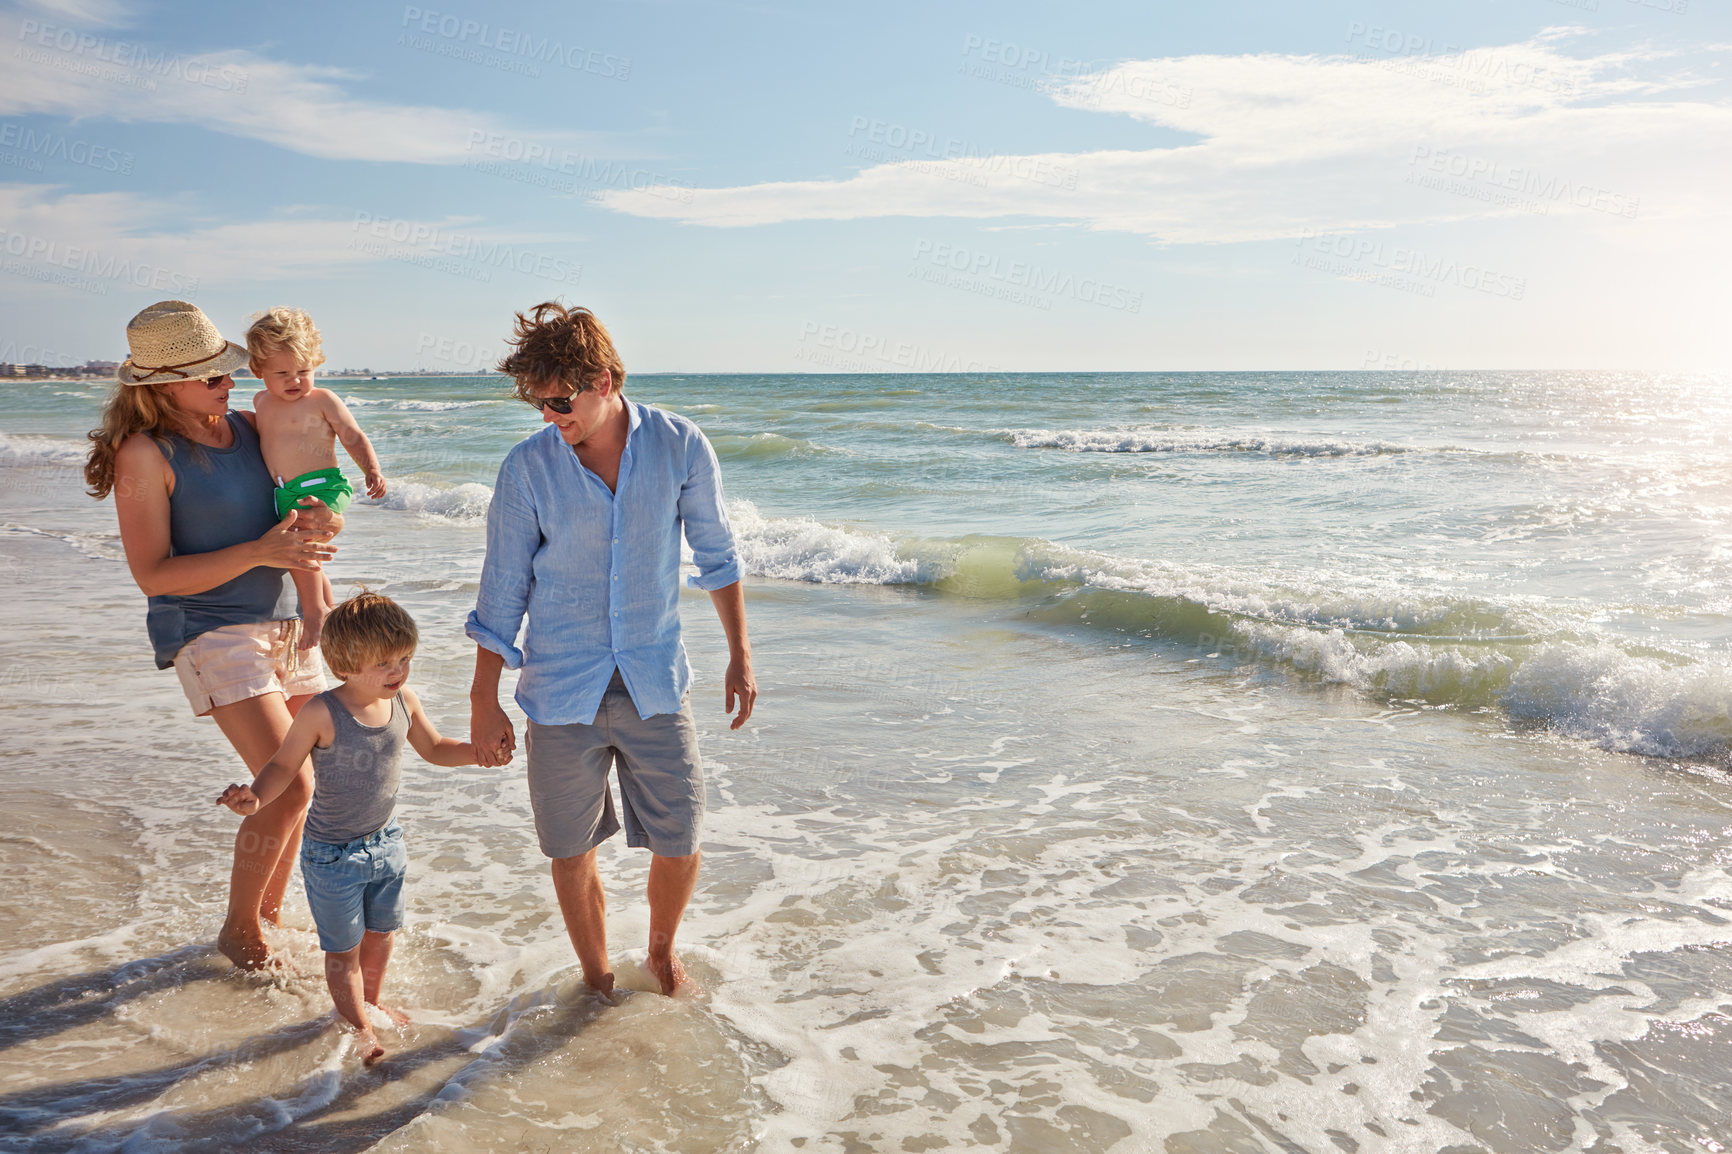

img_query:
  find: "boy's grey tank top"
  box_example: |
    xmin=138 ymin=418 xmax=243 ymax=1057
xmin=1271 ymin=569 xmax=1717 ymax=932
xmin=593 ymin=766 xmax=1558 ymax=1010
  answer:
xmin=144 ymin=412 xmax=298 ymax=668
xmin=305 ymin=691 xmax=410 ymax=844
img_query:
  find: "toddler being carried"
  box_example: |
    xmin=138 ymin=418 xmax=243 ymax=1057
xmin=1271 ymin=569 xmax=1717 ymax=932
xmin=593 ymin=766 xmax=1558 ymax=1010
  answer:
xmin=245 ymin=307 xmax=386 ymax=647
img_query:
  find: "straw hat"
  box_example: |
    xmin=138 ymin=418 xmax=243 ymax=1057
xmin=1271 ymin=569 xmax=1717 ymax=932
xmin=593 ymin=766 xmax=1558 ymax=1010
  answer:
xmin=118 ymin=300 xmax=249 ymax=385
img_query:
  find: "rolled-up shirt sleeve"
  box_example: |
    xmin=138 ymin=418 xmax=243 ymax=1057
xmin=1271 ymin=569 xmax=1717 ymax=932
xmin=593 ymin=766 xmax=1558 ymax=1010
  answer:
xmin=679 ymin=430 xmax=743 ymax=592
xmin=465 ymin=456 xmax=539 ymax=668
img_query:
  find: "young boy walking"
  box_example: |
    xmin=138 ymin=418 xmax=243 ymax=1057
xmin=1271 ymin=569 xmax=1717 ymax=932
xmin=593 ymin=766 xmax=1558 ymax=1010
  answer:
xmin=217 ymin=592 xmax=474 ymax=1064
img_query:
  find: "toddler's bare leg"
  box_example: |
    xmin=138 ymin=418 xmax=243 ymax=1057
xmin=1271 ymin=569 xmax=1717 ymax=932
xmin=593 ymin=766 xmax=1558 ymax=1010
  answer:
xmin=359 ymin=930 xmax=409 ymax=1025
xmin=325 ymin=945 xmax=386 ymax=1064
xmin=294 ymin=568 xmax=334 ymax=650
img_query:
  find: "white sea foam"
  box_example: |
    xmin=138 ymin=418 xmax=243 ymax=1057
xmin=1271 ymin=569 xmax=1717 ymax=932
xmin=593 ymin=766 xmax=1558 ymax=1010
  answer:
xmin=361 ymin=480 xmax=495 ymax=522
xmin=729 ymin=499 xmax=938 ymax=584
xmin=1004 ymin=427 xmax=1415 ymax=456
xmin=342 ymin=397 xmax=497 ymax=412
xmin=0 ymin=431 xmax=85 ymax=467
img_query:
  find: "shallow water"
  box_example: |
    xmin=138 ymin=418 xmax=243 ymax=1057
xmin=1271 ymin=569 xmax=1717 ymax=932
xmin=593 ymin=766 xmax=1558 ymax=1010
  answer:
xmin=3 ymin=372 xmax=1732 ymax=1152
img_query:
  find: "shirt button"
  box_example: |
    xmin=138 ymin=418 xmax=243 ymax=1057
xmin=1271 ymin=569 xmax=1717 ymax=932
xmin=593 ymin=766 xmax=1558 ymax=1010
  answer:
xmin=613 ymin=537 xmax=620 ymax=544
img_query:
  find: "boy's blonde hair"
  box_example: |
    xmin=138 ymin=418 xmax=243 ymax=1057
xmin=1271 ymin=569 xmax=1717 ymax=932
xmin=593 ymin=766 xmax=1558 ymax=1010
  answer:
xmin=245 ymin=306 xmax=327 ymax=370
xmin=320 ymin=591 xmax=418 ymax=676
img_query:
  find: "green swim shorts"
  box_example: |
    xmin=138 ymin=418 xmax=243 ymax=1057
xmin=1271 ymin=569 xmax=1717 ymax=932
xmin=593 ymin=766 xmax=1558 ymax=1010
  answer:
xmin=273 ymin=466 xmax=355 ymax=520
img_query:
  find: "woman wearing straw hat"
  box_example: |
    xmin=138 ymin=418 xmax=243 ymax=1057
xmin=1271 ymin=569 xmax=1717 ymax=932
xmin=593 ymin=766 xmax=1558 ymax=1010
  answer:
xmin=85 ymin=300 xmax=342 ymax=970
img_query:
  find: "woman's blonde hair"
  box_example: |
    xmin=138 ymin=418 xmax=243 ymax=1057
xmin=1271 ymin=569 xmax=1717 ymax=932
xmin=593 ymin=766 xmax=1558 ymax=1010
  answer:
xmin=321 ymin=591 xmax=419 ymax=676
xmin=245 ymin=306 xmax=326 ymax=370
xmin=84 ymin=381 xmax=189 ymax=499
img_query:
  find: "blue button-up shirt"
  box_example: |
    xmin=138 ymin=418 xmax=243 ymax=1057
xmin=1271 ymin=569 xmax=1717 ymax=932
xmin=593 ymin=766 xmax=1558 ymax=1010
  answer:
xmin=465 ymin=401 xmax=743 ymax=724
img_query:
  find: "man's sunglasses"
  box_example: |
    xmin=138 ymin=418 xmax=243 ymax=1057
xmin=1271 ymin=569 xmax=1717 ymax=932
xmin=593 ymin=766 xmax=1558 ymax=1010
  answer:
xmin=528 ymin=386 xmax=586 ymax=414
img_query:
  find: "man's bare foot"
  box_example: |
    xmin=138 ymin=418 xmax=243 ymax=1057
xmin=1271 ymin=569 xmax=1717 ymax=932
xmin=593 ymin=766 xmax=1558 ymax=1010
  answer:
xmin=369 ymin=1001 xmax=411 ymax=1027
xmin=584 ymin=969 xmax=616 ymax=997
xmin=217 ymin=924 xmax=271 ymax=971
xmin=644 ymin=952 xmax=689 ymax=997
xmin=358 ymin=1030 xmax=386 ymax=1066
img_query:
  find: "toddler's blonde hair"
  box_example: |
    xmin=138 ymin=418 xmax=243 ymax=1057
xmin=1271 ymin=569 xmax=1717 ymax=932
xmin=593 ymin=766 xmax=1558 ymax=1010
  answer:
xmin=320 ymin=591 xmax=418 ymax=676
xmin=245 ymin=306 xmax=327 ymax=370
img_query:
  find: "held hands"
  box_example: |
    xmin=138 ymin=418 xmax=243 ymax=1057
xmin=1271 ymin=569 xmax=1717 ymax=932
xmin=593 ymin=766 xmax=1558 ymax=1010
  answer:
xmin=216 ymin=783 xmax=261 ymax=816
xmin=364 ymin=471 xmax=387 ymax=500
xmin=725 ymin=655 xmax=757 ymax=730
xmin=472 ymin=700 xmax=516 ymax=767
xmin=257 ymin=507 xmax=338 ymax=572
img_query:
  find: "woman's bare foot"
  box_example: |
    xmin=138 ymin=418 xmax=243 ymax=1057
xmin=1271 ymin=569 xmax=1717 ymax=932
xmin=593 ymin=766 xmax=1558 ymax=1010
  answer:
xmin=369 ymin=1001 xmax=411 ymax=1027
xmin=217 ymin=924 xmax=271 ymax=971
xmin=644 ymin=952 xmax=690 ymax=997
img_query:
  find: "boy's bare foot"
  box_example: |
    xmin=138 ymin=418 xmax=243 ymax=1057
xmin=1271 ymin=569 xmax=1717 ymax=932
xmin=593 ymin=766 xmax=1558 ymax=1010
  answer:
xmin=358 ymin=1031 xmax=386 ymax=1066
xmin=369 ymin=1001 xmax=411 ymax=1027
xmin=644 ymin=952 xmax=690 ymax=997
xmin=217 ymin=924 xmax=271 ymax=971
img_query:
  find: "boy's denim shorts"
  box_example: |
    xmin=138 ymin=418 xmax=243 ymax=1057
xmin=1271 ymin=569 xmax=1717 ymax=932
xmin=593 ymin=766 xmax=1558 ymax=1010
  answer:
xmin=299 ymin=821 xmax=407 ymax=953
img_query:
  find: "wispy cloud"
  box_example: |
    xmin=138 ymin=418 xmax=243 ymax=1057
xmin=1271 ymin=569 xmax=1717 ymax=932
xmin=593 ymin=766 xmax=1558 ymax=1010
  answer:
xmin=14 ymin=0 xmax=134 ymax=29
xmin=599 ymin=34 xmax=1732 ymax=244
xmin=0 ymin=7 xmax=606 ymax=163
xmin=0 ymin=184 xmax=589 ymax=291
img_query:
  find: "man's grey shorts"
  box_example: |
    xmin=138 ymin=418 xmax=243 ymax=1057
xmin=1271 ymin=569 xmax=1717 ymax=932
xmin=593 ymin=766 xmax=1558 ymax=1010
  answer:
xmin=525 ymin=671 xmax=705 ymax=859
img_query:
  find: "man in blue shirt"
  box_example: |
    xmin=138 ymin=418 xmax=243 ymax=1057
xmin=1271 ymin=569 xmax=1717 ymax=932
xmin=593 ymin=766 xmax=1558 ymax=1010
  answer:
xmin=466 ymin=301 xmax=756 ymax=997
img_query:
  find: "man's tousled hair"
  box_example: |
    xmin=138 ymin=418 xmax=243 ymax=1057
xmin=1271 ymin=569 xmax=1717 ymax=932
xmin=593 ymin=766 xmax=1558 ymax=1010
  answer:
xmin=497 ymin=301 xmax=625 ymax=403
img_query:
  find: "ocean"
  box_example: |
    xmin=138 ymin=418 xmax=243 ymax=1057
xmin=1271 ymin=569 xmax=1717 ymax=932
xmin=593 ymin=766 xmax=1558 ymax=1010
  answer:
xmin=2 ymin=370 xmax=1731 ymax=1153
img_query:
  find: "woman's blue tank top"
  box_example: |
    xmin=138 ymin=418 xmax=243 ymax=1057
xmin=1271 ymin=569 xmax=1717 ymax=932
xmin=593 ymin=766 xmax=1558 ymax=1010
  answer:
xmin=145 ymin=412 xmax=299 ymax=668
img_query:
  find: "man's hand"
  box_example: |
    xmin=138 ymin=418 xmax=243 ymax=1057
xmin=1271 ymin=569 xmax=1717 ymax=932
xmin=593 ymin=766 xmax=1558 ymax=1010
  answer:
xmin=216 ymin=783 xmax=261 ymax=815
xmin=472 ymin=699 xmax=517 ymax=766
xmin=724 ymin=655 xmax=757 ymax=730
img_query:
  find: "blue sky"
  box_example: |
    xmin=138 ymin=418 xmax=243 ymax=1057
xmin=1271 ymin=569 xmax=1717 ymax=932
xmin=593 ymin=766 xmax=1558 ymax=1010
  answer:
xmin=0 ymin=0 xmax=1726 ymax=372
